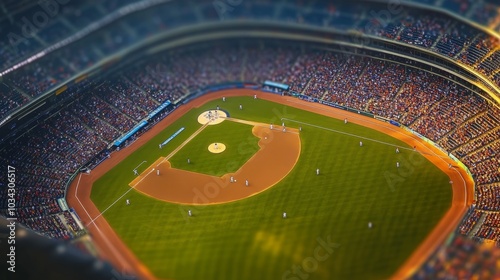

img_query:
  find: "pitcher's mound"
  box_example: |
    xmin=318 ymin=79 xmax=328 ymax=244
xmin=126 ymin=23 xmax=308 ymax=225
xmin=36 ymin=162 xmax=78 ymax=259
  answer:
xmin=198 ymin=110 xmax=227 ymax=125
xmin=208 ymin=143 xmax=226 ymax=154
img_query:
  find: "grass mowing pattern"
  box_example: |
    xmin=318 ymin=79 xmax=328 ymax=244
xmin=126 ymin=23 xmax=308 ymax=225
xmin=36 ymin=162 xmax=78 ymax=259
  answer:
xmin=169 ymin=121 xmax=260 ymax=176
xmin=91 ymin=96 xmax=452 ymax=280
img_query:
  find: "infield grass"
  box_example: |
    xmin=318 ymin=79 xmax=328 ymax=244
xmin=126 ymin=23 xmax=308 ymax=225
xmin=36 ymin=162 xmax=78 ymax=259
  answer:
xmin=169 ymin=121 xmax=259 ymax=176
xmin=91 ymin=94 xmax=452 ymax=280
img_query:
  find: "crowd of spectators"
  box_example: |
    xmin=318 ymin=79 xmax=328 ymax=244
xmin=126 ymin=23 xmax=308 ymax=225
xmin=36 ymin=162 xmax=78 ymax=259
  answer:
xmin=22 ymin=213 xmax=73 ymax=240
xmin=2 ymin=0 xmax=500 ymax=122
xmin=8 ymin=56 xmax=72 ymax=97
xmin=455 ymin=126 xmax=500 ymax=158
xmin=86 ymin=95 xmax=136 ymax=132
xmin=411 ymin=234 xmax=500 ymax=279
xmin=441 ymin=109 xmax=500 ymax=150
xmin=95 ymin=84 xmax=147 ymax=122
xmin=0 ymin=58 xmax=187 ymax=239
xmin=459 ymin=34 xmax=497 ymax=66
xmin=3 ymin=0 xmax=496 ymax=76
xmin=494 ymin=71 xmax=500 ymax=87
xmin=474 ymin=212 xmax=500 ymax=244
xmin=109 ymin=80 xmax=158 ymax=112
xmin=0 ymin=83 xmax=29 ymax=117
xmin=70 ymin=102 xmax=121 ymax=143
xmin=357 ymin=8 xmax=500 ymax=88
xmin=388 ymin=70 xmax=446 ymax=123
xmin=400 ymin=0 xmax=500 ymax=29
xmin=470 ymin=158 xmax=500 ymax=186
xmin=244 ymin=46 xmax=300 ymax=84
xmin=61 ymin=211 xmax=84 ymax=237
xmin=411 ymin=87 xmax=486 ymax=142
xmin=400 ymin=15 xmax=448 ymax=49
xmin=459 ymin=207 xmax=482 ymax=236
xmin=321 ymin=56 xmax=368 ymax=105
xmin=126 ymin=69 xmax=183 ymax=103
xmin=477 ymin=184 xmax=500 ymax=211
xmin=345 ymin=60 xmax=406 ymax=112
xmin=478 ymin=51 xmax=500 ymax=77
xmin=0 ymin=0 xmax=144 ymax=71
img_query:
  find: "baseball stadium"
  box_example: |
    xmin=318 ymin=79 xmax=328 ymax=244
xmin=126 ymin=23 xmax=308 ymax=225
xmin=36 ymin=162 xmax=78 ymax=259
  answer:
xmin=0 ymin=1 xmax=499 ymax=280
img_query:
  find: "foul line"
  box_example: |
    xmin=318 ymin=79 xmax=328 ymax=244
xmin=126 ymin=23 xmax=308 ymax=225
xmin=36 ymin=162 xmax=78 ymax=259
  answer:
xmin=161 ymin=122 xmax=210 ymax=163
xmin=75 ymin=174 xmax=93 ymax=225
xmin=74 ymin=174 xmax=130 ymax=268
xmin=224 ymin=117 xmax=300 ymax=134
xmin=86 ymin=122 xmax=211 ymax=225
xmin=86 ymin=184 xmax=143 ymax=227
xmin=282 ymin=107 xmax=468 ymax=205
xmin=282 ymin=118 xmax=428 ymax=154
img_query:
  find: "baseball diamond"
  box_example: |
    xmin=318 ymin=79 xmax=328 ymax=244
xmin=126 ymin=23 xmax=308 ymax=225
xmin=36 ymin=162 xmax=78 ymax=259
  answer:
xmin=130 ymin=120 xmax=301 ymax=204
xmin=67 ymin=90 xmax=472 ymax=280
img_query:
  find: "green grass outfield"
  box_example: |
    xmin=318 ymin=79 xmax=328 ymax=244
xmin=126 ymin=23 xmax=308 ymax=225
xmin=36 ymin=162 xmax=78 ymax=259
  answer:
xmin=91 ymin=95 xmax=452 ymax=280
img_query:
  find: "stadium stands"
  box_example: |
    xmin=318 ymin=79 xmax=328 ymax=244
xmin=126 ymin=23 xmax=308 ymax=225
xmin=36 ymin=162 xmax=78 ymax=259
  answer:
xmin=1 ymin=0 xmax=500 ymax=122
xmin=0 ymin=0 xmax=499 ymax=278
xmin=1 ymin=0 xmax=496 ymax=67
xmin=411 ymin=234 xmax=500 ymax=279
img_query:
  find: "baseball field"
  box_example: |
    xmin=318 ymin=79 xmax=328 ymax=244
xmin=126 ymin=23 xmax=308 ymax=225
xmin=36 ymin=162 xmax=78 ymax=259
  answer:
xmin=68 ymin=90 xmax=472 ymax=280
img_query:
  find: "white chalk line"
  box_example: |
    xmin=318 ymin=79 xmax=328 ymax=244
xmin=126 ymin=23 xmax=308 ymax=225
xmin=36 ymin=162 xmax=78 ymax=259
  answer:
xmin=74 ymin=174 xmax=130 ymax=268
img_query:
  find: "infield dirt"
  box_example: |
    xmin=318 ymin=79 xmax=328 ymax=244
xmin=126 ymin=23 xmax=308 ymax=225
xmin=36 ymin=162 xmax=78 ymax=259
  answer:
xmin=130 ymin=122 xmax=300 ymax=205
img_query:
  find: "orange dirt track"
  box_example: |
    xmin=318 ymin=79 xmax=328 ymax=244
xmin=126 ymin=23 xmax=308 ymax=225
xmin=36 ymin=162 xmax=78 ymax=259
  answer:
xmin=131 ymin=124 xmax=300 ymax=205
xmin=66 ymin=89 xmax=474 ymax=280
